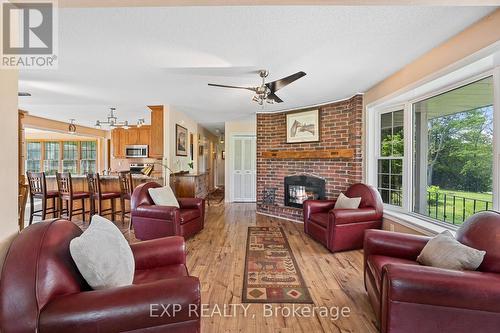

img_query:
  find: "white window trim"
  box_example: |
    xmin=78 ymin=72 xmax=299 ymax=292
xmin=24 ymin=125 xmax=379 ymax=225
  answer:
xmin=366 ymin=67 xmax=500 ymax=233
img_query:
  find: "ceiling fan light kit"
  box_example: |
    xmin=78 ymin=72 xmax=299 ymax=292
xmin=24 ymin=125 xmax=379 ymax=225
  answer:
xmin=208 ymin=69 xmax=306 ymax=105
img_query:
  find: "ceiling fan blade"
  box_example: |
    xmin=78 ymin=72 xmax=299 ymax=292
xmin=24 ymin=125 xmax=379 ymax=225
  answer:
xmin=266 ymin=71 xmax=306 ymax=92
xmin=267 ymin=93 xmax=283 ymax=103
xmin=208 ymin=83 xmax=257 ymax=92
xmin=18 ymin=92 xmax=31 ymax=96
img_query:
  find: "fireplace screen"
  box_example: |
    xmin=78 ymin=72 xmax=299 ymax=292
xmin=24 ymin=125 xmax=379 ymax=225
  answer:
xmin=284 ymin=175 xmax=326 ymax=208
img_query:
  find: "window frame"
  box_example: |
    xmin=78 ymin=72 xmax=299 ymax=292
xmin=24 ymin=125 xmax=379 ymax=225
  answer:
xmin=375 ymin=106 xmax=407 ymax=210
xmin=25 ymin=139 xmax=98 ymax=175
xmin=367 ymin=68 xmax=499 ymax=228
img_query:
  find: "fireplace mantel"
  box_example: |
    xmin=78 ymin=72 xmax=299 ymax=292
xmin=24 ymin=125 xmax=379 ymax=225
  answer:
xmin=261 ymin=149 xmax=354 ymax=159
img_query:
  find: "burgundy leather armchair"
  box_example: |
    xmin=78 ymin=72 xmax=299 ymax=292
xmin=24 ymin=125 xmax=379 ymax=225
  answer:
xmin=364 ymin=211 xmax=500 ymax=333
xmin=131 ymin=182 xmax=205 ymax=240
xmin=0 ymin=219 xmax=201 ymax=333
xmin=303 ymin=183 xmax=383 ymax=252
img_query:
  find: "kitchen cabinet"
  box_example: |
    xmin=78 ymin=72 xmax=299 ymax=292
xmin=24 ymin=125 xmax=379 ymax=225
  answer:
xmin=112 ymin=128 xmax=125 ymax=158
xmin=111 ymin=126 xmax=153 ymax=158
xmin=170 ymin=173 xmax=208 ymax=199
xmin=149 ymin=106 xmax=164 ymax=158
xmin=110 ymin=105 xmax=163 ymax=158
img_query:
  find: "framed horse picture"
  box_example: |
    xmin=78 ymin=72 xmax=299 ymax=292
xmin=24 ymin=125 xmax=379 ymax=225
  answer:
xmin=176 ymin=124 xmax=188 ymax=156
xmin=286 ymin=109 xmax=320 ymax=143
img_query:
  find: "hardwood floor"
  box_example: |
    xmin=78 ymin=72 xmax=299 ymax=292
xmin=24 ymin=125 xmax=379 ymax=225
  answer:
xmin=73 ymin=202 xmax=378 ymax=333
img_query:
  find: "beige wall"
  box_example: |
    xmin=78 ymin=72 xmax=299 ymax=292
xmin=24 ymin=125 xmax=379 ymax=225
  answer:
xmin=224 ymin=117 xmax=257 ymax=202
xmin=0 ymin=70 xmax=20 ymax=269
xmin=164 ymin=107 xmax=199 ymax=173
xmin=365 ymin=9 xmax=500 ymax=106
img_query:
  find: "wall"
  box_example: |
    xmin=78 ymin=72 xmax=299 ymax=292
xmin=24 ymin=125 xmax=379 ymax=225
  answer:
xmin=23 ymin=114 xmax=108 ymax=172
xmin=0 ymin=70 xmax=20 ymax=269
xmin=364 ymin=9 xmax=500 ymax=106
xmin=216 ymin=142 xmax=225 ymax=186
xmin=164 ymin=107 xmax=199 ymax=173
xmin=225 ymin=117 xmax=257 ymax=202
xmin=256 ymin=95 xmax=363 ymax=222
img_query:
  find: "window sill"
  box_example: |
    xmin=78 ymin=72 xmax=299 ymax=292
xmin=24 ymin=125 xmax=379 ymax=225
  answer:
xmin=383 ymin=209 xmax=457 ymax=236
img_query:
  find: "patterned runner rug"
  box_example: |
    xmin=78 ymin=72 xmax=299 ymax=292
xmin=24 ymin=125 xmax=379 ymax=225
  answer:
xmin=243 ymin=226 xmax=313 ymax=303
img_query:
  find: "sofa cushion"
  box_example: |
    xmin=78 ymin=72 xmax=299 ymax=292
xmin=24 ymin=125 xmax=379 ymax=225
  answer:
xmin=417 ymin=230 xmax=486 ymax=271
xmin=180 ymin=209 xmax=201 ymax=224
xmin=367 ymin=255 xmax=420 ymax=292
xmin=334 ymin=192 xmax=361 ymax=209
xmin=70 ymin=215 xmax=135 ymax=290
xmin=148 ymin=186 xmax=179 ymax=208
xmin=310 ymin=213 xmax=329 ymax=228
xmin=133 ymin=264 xmax=188 ymax=285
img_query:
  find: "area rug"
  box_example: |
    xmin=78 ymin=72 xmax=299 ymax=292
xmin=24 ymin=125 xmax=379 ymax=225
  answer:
xmin=243 ymin=226 xmax=313 ymax=303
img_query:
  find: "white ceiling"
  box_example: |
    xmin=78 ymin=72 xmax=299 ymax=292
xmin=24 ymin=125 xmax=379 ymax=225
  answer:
xmin=19 ymin=6 xmax=497 ymax=133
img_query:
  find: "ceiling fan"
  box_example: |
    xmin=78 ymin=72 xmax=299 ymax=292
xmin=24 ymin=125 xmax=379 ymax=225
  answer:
xmin=208 ymin=70 xmax=306 ymax=105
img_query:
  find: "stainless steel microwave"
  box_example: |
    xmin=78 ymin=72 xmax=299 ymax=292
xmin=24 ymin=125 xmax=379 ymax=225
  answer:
xmin=125 ymin=145 xmax=148 ymax=158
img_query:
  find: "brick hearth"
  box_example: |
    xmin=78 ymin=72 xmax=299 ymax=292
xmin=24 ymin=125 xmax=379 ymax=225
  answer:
xmin=256 ymin=94 xmax=363 ymax=222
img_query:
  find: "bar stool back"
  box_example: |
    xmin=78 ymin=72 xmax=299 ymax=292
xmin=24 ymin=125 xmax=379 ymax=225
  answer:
xmin=26 ymin=171 xmax=59 ymax=225
xmin=118 ymin=171 xmax=134 ymax=228
xmin=56 ymin=172 xmax=90 ymax=222
xmin=87 ymin=173 xmax=121 ymax=222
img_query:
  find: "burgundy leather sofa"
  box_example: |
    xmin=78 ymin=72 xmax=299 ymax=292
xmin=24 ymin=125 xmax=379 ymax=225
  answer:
xmin=0 ymin=219 xmax=201 ymax=333
xmin=303 ymin=183 xmax=383 ymax=252
xmin=364 ymin=210 xmax=500 ymax=333
xmin=131 ymin=182 xmax=205 ymax=241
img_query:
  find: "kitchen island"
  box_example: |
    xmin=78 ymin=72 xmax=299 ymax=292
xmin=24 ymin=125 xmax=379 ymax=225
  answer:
xmin=42 ymin=174 xmax=163 ymax=222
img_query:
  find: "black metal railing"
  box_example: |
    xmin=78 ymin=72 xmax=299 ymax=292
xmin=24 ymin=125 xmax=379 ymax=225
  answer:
xmin=426 ymin=191 xmax=493 ymax=225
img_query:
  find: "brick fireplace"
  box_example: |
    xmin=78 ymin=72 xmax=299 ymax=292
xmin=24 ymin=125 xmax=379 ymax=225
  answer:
xmin=256 ymin=94 xmax=363 ymax=222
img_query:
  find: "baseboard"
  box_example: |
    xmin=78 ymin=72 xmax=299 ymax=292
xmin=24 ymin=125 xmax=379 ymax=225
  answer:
xmin=256 ymin=211 xmax=304 ymax=224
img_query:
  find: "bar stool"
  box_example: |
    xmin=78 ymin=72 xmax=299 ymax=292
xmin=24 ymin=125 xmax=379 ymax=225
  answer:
xmin=56 ymin=172 xmax=91 ymax=222
xmin=118 ymin=171 xmax=134 ymax=228
xmin=26 ymin=172 xmax=59 ymax=225
xmin=87 ymin=173 xmax=121 ymax=222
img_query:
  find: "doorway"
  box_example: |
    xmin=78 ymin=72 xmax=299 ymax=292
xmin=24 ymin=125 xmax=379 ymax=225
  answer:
xmin=232 ymin=135 xmax=256 ymax=202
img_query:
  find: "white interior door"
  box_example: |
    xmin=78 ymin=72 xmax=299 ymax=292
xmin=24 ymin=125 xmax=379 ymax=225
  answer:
xmin=232 ymin=135 xmax=256 ymax=202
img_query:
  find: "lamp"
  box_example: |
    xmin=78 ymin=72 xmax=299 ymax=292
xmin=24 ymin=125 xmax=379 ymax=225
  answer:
xmin=68 ymin=119 xmax=77 ymax=135
xmin=141 ymin=162 xmax=176 ymax=187
xmin=94 ymin=107 xmax=141 ymax=130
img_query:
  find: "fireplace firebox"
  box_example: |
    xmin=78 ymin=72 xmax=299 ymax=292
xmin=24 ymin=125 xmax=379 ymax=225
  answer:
xmin=284 ymin=174 xmax=326 ymax=208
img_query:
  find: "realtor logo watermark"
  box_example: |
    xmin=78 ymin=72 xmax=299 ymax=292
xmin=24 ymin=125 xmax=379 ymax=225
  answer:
xmin=1 ymin=0 xmax=58 ymax=68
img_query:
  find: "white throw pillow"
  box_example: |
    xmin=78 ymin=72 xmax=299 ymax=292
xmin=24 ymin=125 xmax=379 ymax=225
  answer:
xmin=417 ymin=230 xmax=486 ymax=271
xmin=334 ymin=192 xmax=361 ymax=209
xmin=148 ymin=186 xmax=180 ymax=208
xmin=70 ymin=215 xmax=135 ymax=290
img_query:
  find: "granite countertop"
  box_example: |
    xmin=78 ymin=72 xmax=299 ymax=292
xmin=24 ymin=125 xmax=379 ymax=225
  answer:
xmin=45 ymin=174 xmax=163 ymax=180
xmin=170 ymin=172 xmax=207 ymax=177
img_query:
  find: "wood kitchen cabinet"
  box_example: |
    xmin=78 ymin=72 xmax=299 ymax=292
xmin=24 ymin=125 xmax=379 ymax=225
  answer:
xmin=111 ymin=106 xmax=163 ymax=158
xmin=149 ymin=106 xmax=164 ymax=158
xmin=112 ymin=128 xmax=125 ymax=158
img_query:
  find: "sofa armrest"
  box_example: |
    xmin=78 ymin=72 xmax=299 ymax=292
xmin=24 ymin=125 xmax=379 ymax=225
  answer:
xmin=133 ymin=204 xmax=179 ymax=220
xmin=303 ymin=200 xmax=336 ymax=221
xmin=330 ymin=208 xmax=381 ymax=225
xmin=383 ymin=264 xmax=500 ymax=313
xmin=178 ymin=197 xmax=204 ymax=210
xmin=131 ymin=236 xmax=186 ymax=269
xmin=39 ymin=277 xmax=201 ymax=333
xmin=364 ymin=229 xmax=429 ymax=266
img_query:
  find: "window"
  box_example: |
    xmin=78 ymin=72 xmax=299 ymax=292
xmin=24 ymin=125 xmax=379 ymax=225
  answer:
xmin=62 ymin=141 xmax=78 ymax=173
xmin=26 ymin=142 xmax=41 ymax=172
xmin=80 ymin=141 xmax=97 ymax=174
xmin=413 ymin=76 xmax=494 ymax=225
xmin=43 ymin=142 xmax=60 ymax=175
xmin=377 ymin=110 xmax=404 ymax=206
